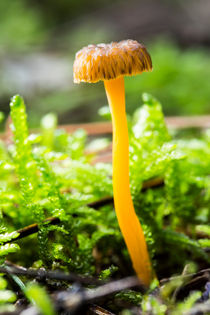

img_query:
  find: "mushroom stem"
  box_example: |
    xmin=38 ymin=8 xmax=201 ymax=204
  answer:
xmin=104 ymin=76 xmax=152 ymax=287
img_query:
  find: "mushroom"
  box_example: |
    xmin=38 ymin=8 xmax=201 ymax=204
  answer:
xmin=73 ymin=40 xmax=153 ymax=286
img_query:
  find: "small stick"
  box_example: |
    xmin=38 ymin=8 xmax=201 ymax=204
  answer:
xmin=88 ymin=196 xmax=113 ymax=209
xmin=8 ymin=217 xmax=61 ymax=243
xmin=88 ymin=177 xmax=164 ymax=207
xmin=56 ymin=276 xmax=144 ymax=311
xmin=61 ymin=116 xmax=210 ymax=132
xmin=2 ymin=115 xmax=210 ymax=142
xmin=142 ymin=177 xmax=163 ymax=191
xmin=87 ymin=304 xmax=116 ymax=315
xmin=1 ymin=262 xmax=102 ymax=286
xmin=35 ymin=115 xmax=210 ymax=137
xmin=85 ymin=276 xmax=145 ymax=301
xmin=160 ymin=268 xmax=210 ymax=285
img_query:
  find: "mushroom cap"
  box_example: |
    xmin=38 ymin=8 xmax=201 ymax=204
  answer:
xmin=73 ymin=39 xmax=152 ymax=83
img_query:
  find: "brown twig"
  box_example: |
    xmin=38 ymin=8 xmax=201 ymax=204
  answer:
xmin=2 ymin=115 xmax=210 ymax=143
xmin=55 ymin=276 xmax=144 ymax=312
xmin=6 ymin=200 xmax=110 ymax=244
xmin=1 ymin=262 xmax=102 ymax=286
xmin=8 ymin=217 xmax=61 ymax=243
xmin=175 ymin=274 xmax=210 ymax=300
xmin=48 ymin=115 xmax=210 ymax=136
xmin=142 ymin=177 xmax=164 ymax=191
xmin=6 ymin=277 xmax=142 ymax=315
xmin=59 ymin=121 xmax=112 ymax=136
xmin=160 ymin=268 xmax=210 ymax=285
xmin=87 ymin=304 xmax=116 ymax=315
xmin=88 ymin=196 xmax=113 ymax=209
xmin=165 ymin=115 xmax=210 ymax=130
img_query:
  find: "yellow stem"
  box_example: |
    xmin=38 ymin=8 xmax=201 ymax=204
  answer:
xmin=104 ymin=76 xmax=152 ymax=286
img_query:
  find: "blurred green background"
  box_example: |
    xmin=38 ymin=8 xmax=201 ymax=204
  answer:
xmin=0 ymin=0 xmax=210 ymax=127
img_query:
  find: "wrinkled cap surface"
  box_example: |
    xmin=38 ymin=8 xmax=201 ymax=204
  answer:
xmin=73 ymin=39 xmax=152 ymax=83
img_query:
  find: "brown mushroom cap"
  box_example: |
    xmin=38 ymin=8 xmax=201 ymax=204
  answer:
xmin=73 ymin=39 xmax=152 ymax=83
